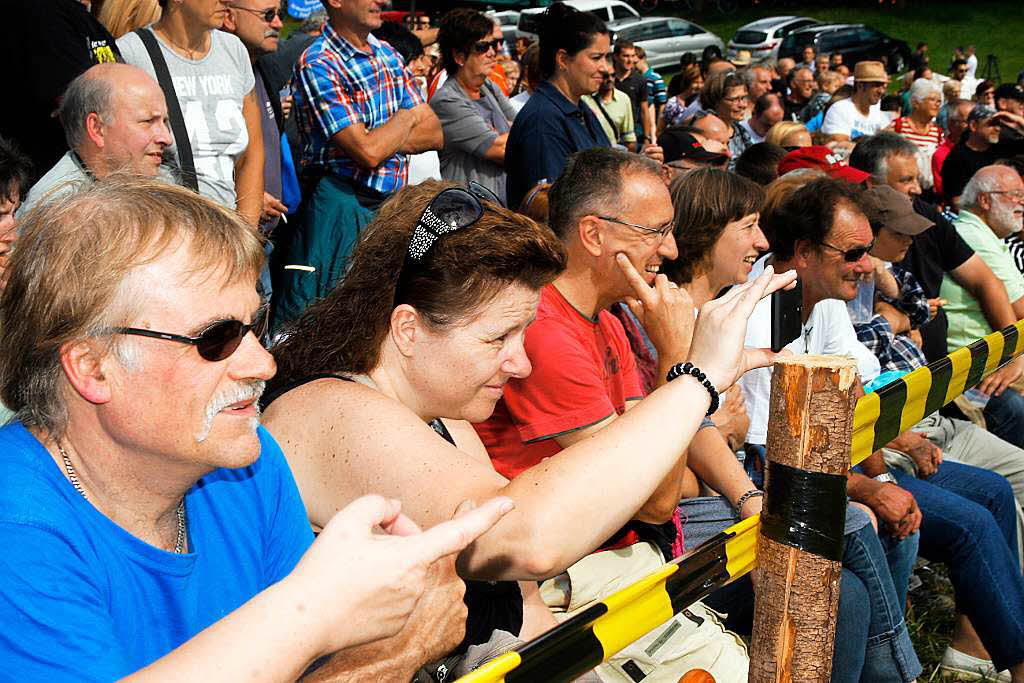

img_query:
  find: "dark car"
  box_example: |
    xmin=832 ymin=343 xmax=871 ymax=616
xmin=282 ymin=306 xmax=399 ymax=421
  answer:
xmin=779 ymin=23 xmax=911 ymax=74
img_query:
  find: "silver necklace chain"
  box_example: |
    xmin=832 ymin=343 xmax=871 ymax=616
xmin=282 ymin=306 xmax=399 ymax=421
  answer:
xmin=57 ymin=443 xmax=187 ymax=554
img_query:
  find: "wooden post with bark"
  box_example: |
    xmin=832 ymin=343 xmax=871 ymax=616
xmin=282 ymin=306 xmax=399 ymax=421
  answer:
xmin=748 ymin=355 xmax=858 ymax=683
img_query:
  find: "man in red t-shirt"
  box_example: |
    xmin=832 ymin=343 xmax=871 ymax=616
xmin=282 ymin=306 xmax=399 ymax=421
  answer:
xmin=474 ymin=146 xmax=694 ymax=536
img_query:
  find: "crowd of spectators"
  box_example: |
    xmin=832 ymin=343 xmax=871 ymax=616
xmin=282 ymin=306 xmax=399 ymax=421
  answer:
xmin=3 ymin=0 xmax=1024 ymax=681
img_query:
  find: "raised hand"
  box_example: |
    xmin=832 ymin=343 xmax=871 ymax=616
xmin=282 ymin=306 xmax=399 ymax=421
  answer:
xmin=687 ymin=265 xmax=799 ymax=391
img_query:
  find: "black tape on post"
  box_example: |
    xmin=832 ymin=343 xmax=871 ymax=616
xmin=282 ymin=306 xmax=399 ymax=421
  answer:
xmin=759 ymin=461 xmax=847 ymax=561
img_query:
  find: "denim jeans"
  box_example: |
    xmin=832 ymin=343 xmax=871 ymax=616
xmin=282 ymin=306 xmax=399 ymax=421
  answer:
xmin=682 ymin=496 xmax=921 ymax=682
xmin=984 ymin=387 xmax=1024 ymax=450
xmin=892 ymin=461 xmax=1024 ymax=671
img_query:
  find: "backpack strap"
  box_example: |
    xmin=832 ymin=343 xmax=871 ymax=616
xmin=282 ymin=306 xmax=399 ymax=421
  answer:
xmin=133 ymin=28 xmax=199 ymax=192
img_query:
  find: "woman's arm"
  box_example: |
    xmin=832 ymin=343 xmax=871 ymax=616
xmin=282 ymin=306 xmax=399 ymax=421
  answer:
xmin=234 ymin=89 xmax=265 ymax=228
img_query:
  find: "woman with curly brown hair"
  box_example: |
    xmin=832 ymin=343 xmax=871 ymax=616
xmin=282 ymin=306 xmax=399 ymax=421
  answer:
xmin=261 ymin=178 xmax=794 ymax=673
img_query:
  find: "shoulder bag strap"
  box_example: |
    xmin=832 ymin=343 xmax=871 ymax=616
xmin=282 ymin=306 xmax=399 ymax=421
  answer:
xmin=134 ymin=28 xmax=199 ymax=193
xmin=591 ymin=95 xmax=621 ymax=143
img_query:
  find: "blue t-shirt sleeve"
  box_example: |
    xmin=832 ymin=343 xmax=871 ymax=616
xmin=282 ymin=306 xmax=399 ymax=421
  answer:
xmin=0 ymin=522 xmax=129 ymax=681
xmin=256 ymin=428 xmax=314 ymax=586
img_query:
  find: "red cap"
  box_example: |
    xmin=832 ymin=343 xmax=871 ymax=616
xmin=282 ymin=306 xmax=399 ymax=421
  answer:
xmin=777 ymin=146 xmax=871 ymax=185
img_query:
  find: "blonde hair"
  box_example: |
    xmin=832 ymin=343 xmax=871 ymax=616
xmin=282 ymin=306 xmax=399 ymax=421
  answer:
xmin=98 ymin=0 xmax=162 ymax=38
xmin=1 ymin=176 xmax=263 ymax=434
xmin=765 ymin=121 xmax=808 ymax=148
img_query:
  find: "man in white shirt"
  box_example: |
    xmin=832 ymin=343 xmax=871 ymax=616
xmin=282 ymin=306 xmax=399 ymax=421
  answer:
xmin=739 ymin=174 xmax=1024 ymax=682
xmin=821 ymin=61 xmax=891 ymax=141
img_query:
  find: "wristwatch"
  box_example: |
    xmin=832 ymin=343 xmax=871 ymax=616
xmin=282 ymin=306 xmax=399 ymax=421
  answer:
xmin=873 ymin=472 xmax=897 ymax=485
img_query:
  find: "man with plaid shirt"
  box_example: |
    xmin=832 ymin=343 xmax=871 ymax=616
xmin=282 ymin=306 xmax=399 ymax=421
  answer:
xmin=272 ymin=0 xmax=442 ymax=330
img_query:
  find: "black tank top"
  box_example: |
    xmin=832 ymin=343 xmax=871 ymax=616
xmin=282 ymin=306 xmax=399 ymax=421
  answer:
xmin=262 ymin=374 xmax=524 ymax=652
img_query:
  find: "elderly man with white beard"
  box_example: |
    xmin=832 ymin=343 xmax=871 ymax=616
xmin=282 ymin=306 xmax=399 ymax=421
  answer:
xmin=942 ymin=165 xmax=1024 ymax=352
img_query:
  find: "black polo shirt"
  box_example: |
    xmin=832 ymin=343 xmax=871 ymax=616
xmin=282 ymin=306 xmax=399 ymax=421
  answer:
xmin=900 ymin=198 xmax=975 ymax=362
xmin=505 ymin=81 xmax=611 ymax=210
xmin=0 ymin=0 xmax=121 ymax=178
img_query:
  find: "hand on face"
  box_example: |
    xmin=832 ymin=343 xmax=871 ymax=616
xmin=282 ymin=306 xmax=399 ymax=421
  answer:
xmin=617 ymin=253 xmax=695 ymax=364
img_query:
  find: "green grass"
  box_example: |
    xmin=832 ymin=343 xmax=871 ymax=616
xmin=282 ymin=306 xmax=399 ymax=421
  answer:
xmin=651 ymin=1 xmax=1023 ymax=87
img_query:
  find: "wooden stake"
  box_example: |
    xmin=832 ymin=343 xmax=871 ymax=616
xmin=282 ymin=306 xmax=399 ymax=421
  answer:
xmin=748 ymin=355 xmax=858 ymax=683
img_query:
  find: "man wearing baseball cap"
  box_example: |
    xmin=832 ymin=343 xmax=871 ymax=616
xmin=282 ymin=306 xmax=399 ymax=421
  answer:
xmin=822 ymin=61 xmax=891 ymax=141
xmin=942 ymin=104 xmax=1024 ymax=207
xmin=658 ymin=127 xmax=728 ymax=176
xmin=777 ymin=145 xmax=871 ymax=185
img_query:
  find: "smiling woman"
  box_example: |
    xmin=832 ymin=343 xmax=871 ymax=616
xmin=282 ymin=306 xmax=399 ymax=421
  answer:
xmin=503 ymin=3 xmax=611 ymax=209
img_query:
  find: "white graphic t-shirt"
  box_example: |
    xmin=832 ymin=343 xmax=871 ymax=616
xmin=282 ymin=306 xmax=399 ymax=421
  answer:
xmin=821 ymin=98 xmax=890 ymax=140
xmin=118 ymin=28 xmax=255 ymax=209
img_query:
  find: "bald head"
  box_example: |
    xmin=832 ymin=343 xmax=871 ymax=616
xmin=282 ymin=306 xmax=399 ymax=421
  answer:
xmin=777 ymin=57 xmax=796 ymax=78
xmin=59 ymin=63 xmax=172 ymax=177
xmin=706 ymin=60 xmax=736 ymax=79
xmin=692 ymin=113 xmax=733 ymax=158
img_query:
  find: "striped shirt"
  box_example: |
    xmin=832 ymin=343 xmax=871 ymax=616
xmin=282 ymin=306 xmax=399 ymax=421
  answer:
xmin=292 ymin=24 xmax=423 ymax=195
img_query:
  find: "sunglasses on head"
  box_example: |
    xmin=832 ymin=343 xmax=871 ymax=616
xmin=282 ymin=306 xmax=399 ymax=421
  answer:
xmin=233 ymin=5 xmax=282 ymax=23
xmin=112 ymin=306 xmax=270 ymax=362
xmin=472 ymin=38 xmax=504 ymax=54
xmin=819 ymin=240 xmax=874 ymax=262
xmin=394 ymin=183 xmax=503 ymax=305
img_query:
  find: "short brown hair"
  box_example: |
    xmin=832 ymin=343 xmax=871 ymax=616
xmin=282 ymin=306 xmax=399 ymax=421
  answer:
xmin=0 ymin=176 xmax=264 ymax=435
xmin=270 ymin=181 xmax=566 ymax=384
xmin=663 ymin=168 xmax=765 ymax=284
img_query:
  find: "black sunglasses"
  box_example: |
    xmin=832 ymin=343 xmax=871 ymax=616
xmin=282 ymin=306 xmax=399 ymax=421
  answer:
xmin=819 ymin=240 xmax=874 ymax=262
xmin=472 ymin=38 xmax=504 ymax=54
xmin=394 ymin=183 xmax=502 ymax=306
xmin=405 ymin=182 xmax=501 ymax=261
xmin=233 ymin=5 xmax=282 ymax=23
xmin=112 ymin=306 xmax=270 ymax=362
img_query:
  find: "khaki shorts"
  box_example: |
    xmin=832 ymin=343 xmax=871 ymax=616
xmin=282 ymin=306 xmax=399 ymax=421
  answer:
xmin=540 ymin=542 xmax=749 ymax=683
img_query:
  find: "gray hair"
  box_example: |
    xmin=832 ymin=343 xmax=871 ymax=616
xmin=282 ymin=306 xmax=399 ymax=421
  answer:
xmin=961 ymin=165 xmax=1014 ymax=211
xmin=848 ymin=132 xmax=920 ymax=185
xmin=299 ymin=11 xmax=327 ymax=34
xmin=548 ymin=148 xmax=661 ymax=240
xmin=738 ymin=66 xmax=768 ymax=90
xmin=908 ymin=77 xmax=941 ymax=104
xmin=58 ymin=70 xmax=115 ymax=150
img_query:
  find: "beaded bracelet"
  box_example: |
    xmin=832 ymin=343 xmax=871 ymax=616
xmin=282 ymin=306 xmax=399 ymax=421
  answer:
xmin=733 ymin=489 xmax=764 ymax=517
xmin=666 ymin=361 xmax=720 ymax=416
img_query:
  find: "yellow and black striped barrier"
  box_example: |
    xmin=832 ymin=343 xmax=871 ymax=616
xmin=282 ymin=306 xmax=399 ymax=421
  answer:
xmin=456 ymin=320 xmax=1024 ymax=683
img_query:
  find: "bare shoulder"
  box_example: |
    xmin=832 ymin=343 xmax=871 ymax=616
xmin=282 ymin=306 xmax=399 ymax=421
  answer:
xmin=262 ymin=378 xmax=508 ymax=529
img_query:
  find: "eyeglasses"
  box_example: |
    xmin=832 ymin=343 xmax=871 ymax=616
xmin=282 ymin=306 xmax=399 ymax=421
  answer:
xmin=722 ymin=94 xmax=748 ymax=104
xmin=598 ymin=215 xmax=674 ymax=239
xmin=472 ymin=38 xmax=504 ymax=55
xmin=987 ymin=189 xmax=1024 ymax=202
xmin=232 ymin=5 xmax=282 ymax=23
xmin=819 ymin=240 xmax=874 ymax=262
xmin=112 ymin=306 xmax=269 ymax=362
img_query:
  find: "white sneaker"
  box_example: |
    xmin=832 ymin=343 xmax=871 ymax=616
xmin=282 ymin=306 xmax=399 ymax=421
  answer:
xmin=938 ymin=646 xmax=1011 ymax=682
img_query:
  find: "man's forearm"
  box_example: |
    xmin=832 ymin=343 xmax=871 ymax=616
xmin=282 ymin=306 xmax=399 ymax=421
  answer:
xmin=302 ymin=635 xmax=425 ymax=682
xmin=234 ymin=148 xmax=264 ymax=228
xmin=332 ymin=110 xmax=415 ymax=169
xmin=400 ymin=107 xmax=443 ymax=154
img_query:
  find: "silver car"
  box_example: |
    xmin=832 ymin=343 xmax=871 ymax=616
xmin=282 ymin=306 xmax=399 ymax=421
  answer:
xmin=726 ymin=16 xmax=820 ymax=63
xmin=613 ymin=17 xmax=725 ymax=72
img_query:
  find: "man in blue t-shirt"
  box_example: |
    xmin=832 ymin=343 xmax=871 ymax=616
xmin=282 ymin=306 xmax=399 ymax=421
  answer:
xmin=0 ymin=177 xmax=510 ymax=681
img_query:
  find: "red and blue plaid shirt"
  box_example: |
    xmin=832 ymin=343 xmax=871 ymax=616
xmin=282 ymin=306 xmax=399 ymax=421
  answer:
xmin=292 ymin=24 xmax=423 ymax=195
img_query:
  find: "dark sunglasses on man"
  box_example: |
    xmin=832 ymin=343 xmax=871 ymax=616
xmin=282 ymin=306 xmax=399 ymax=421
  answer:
xmin=472 ymin=38 xmax=504 ymax=55
xmin=232 ymin=5 xmax=282 ymax=23
xmin=112 ymin=305 xmax=270 ymax=362
xmin=819 ymin=240 xmax=874 ymax=263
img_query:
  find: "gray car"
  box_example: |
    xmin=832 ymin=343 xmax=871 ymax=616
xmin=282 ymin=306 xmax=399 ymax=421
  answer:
xmin=726 ymin=16 xmax=820 ymax=63
xmin=613 ymin=17 xmax=725 ymax=72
